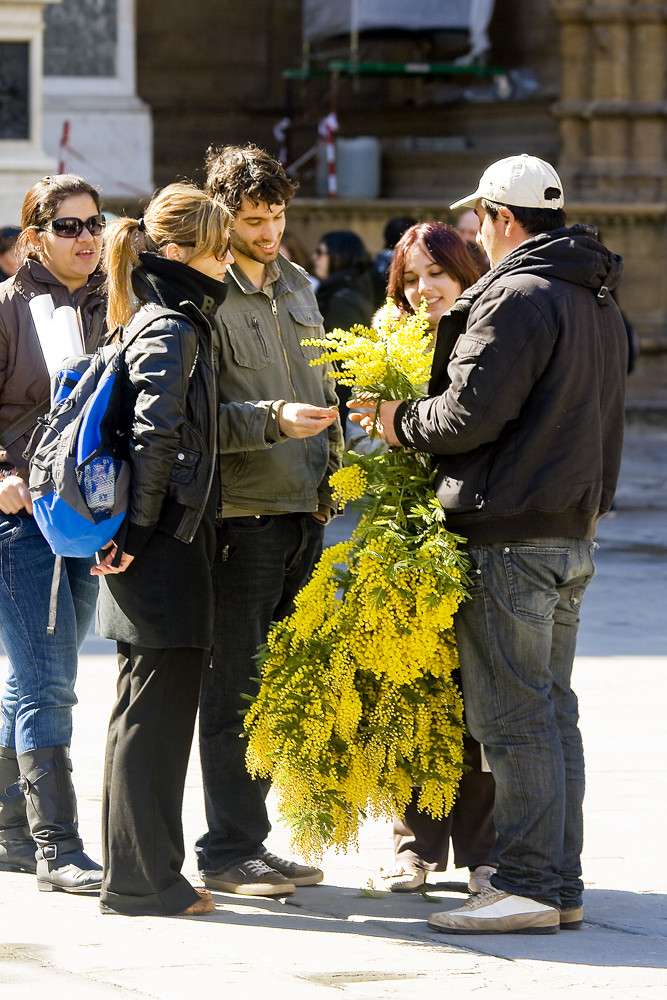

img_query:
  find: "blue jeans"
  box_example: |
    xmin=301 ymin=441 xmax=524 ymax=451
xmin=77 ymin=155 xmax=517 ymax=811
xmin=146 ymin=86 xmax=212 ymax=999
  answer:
xmin=0 ymin=514 xmax=97 ymax=753
xmin=453 ymin=537 xmax=595 ymax=909
xmin=196 ymin=513 xmax=324 ymax=873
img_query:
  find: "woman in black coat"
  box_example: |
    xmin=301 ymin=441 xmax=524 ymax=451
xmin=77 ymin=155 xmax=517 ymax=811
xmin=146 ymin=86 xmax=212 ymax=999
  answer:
xmin=93 ymin=182 xmax=232 ymax=917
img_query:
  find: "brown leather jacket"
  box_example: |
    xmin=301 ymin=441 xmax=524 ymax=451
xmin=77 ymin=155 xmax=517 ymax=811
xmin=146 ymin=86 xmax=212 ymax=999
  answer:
xmin=0 ymin=259 xmax=106 ymax=476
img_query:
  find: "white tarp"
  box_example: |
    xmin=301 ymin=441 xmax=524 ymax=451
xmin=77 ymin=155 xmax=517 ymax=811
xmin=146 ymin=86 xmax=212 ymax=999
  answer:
xmin=303 ymin=0 xmax=472 ymax=43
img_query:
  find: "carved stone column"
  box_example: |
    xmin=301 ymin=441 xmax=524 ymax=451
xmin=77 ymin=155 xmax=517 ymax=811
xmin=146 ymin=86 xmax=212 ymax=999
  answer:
xmin=0 ymin=0 xmax=62 ymax=225
xmin=552 ymin=0 xmax=667 ymax=202
xmin=552 ymin=1 xmax=667 ymax=346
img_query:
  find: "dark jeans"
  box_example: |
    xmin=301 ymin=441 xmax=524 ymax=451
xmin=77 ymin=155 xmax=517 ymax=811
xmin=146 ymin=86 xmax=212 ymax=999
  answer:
xmin=454 ymin=538 xmax=595 ymax=909
xmin=196 ymin=513 xmax=324 ymax=873
xmin=394 ymin=735 xmax=496 ymax=871
xmin=101 ymin=644 xmax=205 ymax=916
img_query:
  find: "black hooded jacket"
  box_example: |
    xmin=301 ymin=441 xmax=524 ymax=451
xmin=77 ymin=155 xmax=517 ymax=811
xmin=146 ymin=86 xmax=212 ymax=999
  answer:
xmin=120 ymin=253 xmax=227 ymax=555
xmin=394 ymin=225 xmax=628 ymax=544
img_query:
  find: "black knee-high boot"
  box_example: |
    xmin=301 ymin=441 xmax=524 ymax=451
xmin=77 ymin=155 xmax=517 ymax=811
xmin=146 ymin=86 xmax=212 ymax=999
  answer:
xmin=17 ymin=746 xmax=102 ymax=893
xmin=0 ymin=747 xmax=37 ymax=873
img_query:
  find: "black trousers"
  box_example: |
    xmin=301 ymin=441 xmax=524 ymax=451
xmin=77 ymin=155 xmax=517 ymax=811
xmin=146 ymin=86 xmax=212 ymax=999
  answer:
xmin=100 ymin=643 xmax=206 ymax=916
xmin=196 ymin=514 xmax=324 ymax=873
xmin=394 ymin=735 xmax=497 ymax=871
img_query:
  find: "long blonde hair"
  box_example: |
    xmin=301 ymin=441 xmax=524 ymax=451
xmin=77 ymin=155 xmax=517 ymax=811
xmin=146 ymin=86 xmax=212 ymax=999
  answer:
xmin=103 ymin=182 xmax=232 ymax=330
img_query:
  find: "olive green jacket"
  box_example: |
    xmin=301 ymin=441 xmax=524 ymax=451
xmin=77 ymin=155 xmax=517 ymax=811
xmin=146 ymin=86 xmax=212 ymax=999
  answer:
xmin=214 ymin=255 xmax=342 ymax=518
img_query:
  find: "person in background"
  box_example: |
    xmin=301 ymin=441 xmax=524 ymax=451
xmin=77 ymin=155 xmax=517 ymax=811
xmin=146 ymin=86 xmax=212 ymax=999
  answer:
xmin=0 ymin=175 xmax=106 ymax=893
xmin=314 ymin=229 xmax=375 ymax=430
xmin=0 ymin=226 xmax=21 ymax=281
xmin=197 ymin=143 xmax=342 ymax=898
xmin=456 ymin=209 xmax=490 ymax=273
xmin=370 ymin=215 xmax=417 ymax=308
xmin=93 ymin=182 xmax=233 ymax=917
xmin=281 ymin=231 xmax=319 ymax=292
xmin=456 ymin=208 xmax=481 ymax=244
xmin=375 ymin=222 xmax=496 ymax=894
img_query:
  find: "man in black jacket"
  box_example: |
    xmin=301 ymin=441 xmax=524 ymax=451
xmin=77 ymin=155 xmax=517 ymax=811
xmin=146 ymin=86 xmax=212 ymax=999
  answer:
xmin=353 ymin=154 xmax=628 ymax=934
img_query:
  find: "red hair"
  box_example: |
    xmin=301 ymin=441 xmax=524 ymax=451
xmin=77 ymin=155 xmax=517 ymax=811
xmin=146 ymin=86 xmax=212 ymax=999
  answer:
xmin=388 ymin=222 xmax=482 ymax=314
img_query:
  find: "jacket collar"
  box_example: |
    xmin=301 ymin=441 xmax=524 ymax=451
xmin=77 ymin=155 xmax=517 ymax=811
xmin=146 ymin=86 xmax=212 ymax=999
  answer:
xmin=450 ymin=224 xmax=623 ymax=323
xmin=18 ymin=257 xmax=106 ymax=302
xmin=226 ymin=254 xmax=312 ymax=298
xmin=134 ymin=253 xmax=228 ymax=316
xmin=429 ymin=224 xmax=624 ymax=392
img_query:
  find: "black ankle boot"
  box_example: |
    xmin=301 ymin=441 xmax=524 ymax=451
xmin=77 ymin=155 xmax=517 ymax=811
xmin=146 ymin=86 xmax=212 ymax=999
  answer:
xmin=0 ymin=747 xmax=37 ymax=874
xmin=17 ymin=746 xmax=102 ymax=893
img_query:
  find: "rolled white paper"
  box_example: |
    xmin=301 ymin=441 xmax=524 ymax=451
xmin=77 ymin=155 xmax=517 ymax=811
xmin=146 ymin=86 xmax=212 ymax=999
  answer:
xmin=29 ymin=294 xmax=84 ymax=375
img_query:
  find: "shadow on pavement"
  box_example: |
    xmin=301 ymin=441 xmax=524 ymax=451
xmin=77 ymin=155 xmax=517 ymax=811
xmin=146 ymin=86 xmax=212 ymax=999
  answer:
xmin=170 ymin=885 xmax=667 ymax=969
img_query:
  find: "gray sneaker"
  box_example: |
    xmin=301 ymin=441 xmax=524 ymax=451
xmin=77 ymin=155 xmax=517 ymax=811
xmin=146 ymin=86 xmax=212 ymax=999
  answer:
xmin=467 ymin=864 xmax=497 ymax=893
xmin=260 ymin=850 xmax=324 ymax=887
xmin=202 ymin=857 xmax=295 ymax=896
xmin=428 ymin=887 xmax=559 ymax=935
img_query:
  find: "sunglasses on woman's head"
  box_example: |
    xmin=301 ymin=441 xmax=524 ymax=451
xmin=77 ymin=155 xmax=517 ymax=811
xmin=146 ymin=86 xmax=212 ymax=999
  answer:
xmin=46 ymin=214 xmax=106 ymax=238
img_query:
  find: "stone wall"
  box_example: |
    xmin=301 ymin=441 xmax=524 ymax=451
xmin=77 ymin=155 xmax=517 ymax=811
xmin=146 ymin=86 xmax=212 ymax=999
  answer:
xmin=135 ymin=0 xmax=302 ymax=188
xmin=131 ymin=0 xmax=667 ymax=347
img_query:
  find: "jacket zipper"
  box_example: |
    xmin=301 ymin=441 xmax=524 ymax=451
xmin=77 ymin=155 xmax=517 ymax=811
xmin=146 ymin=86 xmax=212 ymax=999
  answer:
xmin=270 ymin=299 xmax=298 ymax=400
xmin=180 ymin=309 xmax=217 ymax=544
xmin=270 ymin=297 xmax=310 ymax=469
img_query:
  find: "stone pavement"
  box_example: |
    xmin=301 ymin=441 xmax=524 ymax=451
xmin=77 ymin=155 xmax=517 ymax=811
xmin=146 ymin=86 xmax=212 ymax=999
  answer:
xmin=1 ymin=424 xmax=666 ymax=999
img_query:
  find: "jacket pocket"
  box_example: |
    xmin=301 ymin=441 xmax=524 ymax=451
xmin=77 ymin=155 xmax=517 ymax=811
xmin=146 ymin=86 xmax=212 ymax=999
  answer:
xmin=222 ymin=311 xmax=276 ymax=370
xmin=218 ymin=449 xmax=248 ymax=488
xmin=502 ymin=543 xmax=570 ymax=622
xmin=169 ymin=421 xmax=205 ymax=487
xmin=288 ymin=305 xmax=326 ymax=362
xmin=451 ymin=333 xmax=488 ymax=360
xmin=169 ymin=447 xmax=200 ymax=485
xmin=434 ymin=447 xmax=492 ymax=514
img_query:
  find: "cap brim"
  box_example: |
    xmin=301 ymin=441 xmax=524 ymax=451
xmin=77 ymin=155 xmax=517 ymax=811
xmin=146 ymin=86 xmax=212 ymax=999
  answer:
xmin=450 ymin=190 xmax=481 ymax=211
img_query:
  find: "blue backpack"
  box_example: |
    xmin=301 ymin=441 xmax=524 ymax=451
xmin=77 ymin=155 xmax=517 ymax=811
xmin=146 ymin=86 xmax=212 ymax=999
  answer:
xmin=28 ymin=306 xmax=179 ymax=561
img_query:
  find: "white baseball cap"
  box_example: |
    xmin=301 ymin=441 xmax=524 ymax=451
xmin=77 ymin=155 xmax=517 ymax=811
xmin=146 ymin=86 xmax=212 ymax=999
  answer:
xmin=450 ymin=154 xmax=564 ymax=210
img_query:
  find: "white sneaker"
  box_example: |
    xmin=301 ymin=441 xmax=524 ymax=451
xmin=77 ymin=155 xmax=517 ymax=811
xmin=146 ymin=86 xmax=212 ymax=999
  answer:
xmin=380 ymin=864 xmax=426 ymax=893
xmin=467 ymin=864 xmax=497 ymax=893
xmin=428 ymin=887 xmax=559 ymax=935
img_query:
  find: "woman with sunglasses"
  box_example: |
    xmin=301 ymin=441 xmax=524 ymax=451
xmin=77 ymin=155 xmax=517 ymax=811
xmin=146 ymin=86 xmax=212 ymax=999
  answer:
xmin=0 ymin=174 xmax=106 ymax=892
xmin=375 ymin=223 xmax=498 ymax=895
xmin=92 ymin=183 xmax=232 ymax=917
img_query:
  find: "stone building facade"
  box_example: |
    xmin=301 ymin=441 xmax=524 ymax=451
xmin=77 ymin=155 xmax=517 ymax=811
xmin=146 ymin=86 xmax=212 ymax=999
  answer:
xmin=130 ymin=0 xmax=667 ymax=347
xmin=2 ymin=1 xmax=662 ymax=346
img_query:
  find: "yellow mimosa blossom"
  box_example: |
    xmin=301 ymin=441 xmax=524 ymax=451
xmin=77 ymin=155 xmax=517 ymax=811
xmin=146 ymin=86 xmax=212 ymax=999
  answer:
xmin=244 ymin=301 xmax=472 ymax=859
xmin=329 ymin=465 xmax=368 ymax=510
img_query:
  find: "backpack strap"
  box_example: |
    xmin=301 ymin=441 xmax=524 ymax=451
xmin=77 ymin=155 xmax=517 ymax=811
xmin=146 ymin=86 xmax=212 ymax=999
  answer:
xmin=119 ymin=306 xmax=185 ymax=357
xmin=0 ymin=398 xmax=51 ymax=451
xmin=47 ymin=555 xmax=62 ymax=636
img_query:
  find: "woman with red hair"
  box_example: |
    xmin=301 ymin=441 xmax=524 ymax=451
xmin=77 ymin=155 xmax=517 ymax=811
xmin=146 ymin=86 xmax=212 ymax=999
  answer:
xmin=381 ymin=222 xmax=497 ymax=895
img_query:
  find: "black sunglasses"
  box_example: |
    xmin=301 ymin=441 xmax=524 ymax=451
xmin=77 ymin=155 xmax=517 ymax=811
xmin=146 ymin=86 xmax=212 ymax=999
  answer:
xmin=46 ymin=214 xmax=106 ymax=239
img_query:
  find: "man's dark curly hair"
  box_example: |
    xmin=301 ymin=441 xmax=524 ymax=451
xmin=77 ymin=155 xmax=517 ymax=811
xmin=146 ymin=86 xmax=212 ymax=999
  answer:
xmin=205 ymin=144 xmax=298 ymax=214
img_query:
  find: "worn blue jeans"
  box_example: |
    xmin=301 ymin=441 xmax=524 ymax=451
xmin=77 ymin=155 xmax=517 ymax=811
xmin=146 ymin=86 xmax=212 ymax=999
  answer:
xmin=453 ymin=537 xmax=596 ymax=909
xmin=0 ymin=514 xmax=97 ymax=753
xmin=196 ymin=513 xmax=324 ymax=873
